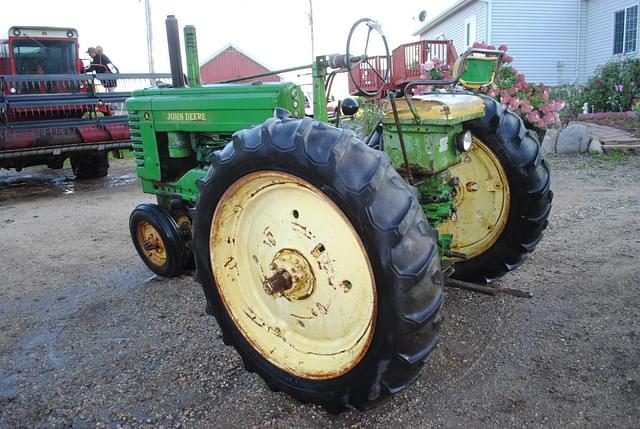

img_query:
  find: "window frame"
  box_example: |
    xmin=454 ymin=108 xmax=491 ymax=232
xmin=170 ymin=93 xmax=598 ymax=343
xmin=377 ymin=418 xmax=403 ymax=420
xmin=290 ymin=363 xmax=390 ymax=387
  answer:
xmin=464 ymin=15 xmax=477 ymax=50
xmin=613 ymin=4 xmax=639 ymax=55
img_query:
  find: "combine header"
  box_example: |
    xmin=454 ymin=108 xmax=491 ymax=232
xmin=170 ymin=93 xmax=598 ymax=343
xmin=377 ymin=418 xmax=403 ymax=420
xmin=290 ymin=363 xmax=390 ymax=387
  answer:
xmin=0 ymin=26 xmax=168 ymax=178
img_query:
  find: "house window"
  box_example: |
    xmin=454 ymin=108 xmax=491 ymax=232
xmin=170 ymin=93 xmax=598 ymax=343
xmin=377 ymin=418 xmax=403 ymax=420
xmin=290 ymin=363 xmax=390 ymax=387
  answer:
xmin=464 ymin=15 xmax=477 ymax=49
xmin=613 ymin=5 xmax=638 ymax=54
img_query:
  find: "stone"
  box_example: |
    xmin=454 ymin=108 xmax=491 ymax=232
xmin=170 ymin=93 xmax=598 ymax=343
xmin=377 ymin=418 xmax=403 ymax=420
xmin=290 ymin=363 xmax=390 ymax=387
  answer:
xmin=557 ymin=123 xmax=592 ymax=154
xmin=589 ymin=137 xmax=604 ymax=154
xmin=541 ymin=128 xmax=559 ymax=156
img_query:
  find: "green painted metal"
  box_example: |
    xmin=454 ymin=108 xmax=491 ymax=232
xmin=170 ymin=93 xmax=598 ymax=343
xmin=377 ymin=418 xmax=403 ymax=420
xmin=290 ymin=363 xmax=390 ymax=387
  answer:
xmin=127 ymin=82 xmax=305 ymax=202
xmin=311 ymin=59 xmax=328 ymax=123
xmin=167 ymin=132 xmax=192 ymax=158
xmin=184 ymin=25 xmax=201 ymax=87
xmin=459 ymin=57 xmax=497 ymax=87
xmin=417 ymin=175 xmax=457 ymax=257
xmin=382 ymin=123 xmax=463 ymax=176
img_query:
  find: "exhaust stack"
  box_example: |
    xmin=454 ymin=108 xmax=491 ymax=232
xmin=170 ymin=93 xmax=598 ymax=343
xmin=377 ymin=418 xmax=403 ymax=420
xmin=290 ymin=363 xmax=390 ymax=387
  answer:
xmin=165 ymin=15 xmax=185 ymax=87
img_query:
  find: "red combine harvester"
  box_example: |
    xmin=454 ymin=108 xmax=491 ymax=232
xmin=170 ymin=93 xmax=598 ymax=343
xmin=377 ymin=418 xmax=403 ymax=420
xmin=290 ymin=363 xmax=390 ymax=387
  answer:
xmin=348 ymin=39 xmax=458 ymax=96
xmin=0 ymin=26 xmax=168 ymax=178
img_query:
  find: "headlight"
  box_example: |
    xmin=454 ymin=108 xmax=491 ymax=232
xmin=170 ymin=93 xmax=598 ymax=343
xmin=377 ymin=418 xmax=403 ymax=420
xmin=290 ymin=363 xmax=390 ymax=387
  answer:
xmin=456 ymin=130 xmax=472 ymax=152
xmin=291 ymin=89 xmax=299 ymax=100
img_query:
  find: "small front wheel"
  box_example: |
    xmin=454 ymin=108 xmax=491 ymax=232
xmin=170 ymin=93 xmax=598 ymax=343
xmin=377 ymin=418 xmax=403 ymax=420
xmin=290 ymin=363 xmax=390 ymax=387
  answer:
xmin=129 ymin=203 xmax=190 ymax=277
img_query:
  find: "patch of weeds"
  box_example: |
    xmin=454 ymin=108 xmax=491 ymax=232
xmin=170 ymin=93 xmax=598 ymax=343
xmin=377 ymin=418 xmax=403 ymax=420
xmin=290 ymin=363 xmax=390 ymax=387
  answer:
xmin=592 ymin=149 xmax=629 ymax=164
xmin=574 ymin=162 xmax=588 ymax=169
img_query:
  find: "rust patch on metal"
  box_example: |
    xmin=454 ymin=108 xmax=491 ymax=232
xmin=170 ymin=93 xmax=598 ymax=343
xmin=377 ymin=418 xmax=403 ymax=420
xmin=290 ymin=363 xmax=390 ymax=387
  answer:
xmin=311 ymin=243 xmax=326 ymax=258
xmin=291 ymin=221 xmax=316 ymax=240
xmin=315 ymin=302 xmax=328 ymax=316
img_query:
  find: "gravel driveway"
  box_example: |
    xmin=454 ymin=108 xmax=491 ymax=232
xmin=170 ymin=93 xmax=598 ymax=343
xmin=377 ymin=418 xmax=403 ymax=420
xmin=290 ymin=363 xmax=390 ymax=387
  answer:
xmin=1 ymin=155 xmax=639 ymax=428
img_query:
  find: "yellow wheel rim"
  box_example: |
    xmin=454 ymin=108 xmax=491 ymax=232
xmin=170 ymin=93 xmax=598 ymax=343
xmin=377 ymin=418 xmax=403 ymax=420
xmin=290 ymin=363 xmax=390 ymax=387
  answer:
xmin=136 ymin=221 xmax=167 ymax=268
xmin=211 ymin=171 xmax=376 ymax=380
xmin=438 ymin=136 xmax=510 ymax=259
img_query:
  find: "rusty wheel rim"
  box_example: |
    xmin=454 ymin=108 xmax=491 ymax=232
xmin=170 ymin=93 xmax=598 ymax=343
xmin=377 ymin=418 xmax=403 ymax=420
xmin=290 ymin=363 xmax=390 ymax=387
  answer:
xmin=210 ymin=171 xmax=377 ymax=380
xmin=136 ymin=221 xmax=167 ymax=268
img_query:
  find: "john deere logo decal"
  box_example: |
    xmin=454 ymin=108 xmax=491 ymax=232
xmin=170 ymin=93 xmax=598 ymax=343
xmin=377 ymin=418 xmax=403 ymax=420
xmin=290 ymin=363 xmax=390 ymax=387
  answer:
xmin=166 ymin=112 xmax=207 ymax=121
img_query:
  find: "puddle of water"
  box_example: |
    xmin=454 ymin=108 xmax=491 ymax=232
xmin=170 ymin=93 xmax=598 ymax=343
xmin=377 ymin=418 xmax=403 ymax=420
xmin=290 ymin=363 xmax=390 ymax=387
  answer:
xmin=0 ymin=170 xmax=138 ymax=202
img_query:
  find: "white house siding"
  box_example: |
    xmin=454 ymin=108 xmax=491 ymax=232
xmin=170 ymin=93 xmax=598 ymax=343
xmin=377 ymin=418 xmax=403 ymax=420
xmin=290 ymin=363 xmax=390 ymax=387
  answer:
xmin=490 ymin=0 xmax=582 ymax=85
xmin=582 ymin=0 xmax=640 ymax=82
xmin=420 ymin=1 xmax=488 ymax=56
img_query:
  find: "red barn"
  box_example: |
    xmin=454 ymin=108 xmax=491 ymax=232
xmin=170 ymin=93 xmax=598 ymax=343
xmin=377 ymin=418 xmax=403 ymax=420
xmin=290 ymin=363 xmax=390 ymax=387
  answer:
xmin=200 ymin=44 xmax=281 ymax=84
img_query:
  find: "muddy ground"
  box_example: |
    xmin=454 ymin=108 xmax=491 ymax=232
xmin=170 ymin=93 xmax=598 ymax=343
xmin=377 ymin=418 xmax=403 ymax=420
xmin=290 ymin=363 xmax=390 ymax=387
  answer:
xmin=0 ymin=155 xmax=639 ymax=428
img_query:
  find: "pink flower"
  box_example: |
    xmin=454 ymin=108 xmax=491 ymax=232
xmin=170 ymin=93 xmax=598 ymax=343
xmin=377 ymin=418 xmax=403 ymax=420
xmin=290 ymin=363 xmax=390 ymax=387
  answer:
xmin=432 ymin=57 xmax=442 ymax=66
xmin=542 ymin=113 xmax=556 ymax=125
xmin=498 ymin=44 xmax=508 ymax=52
xmin=503 ymin=55 xmax=513 ymax=63
xmin=517 ymin=73 xmax=525 ymax=83
xmin=614 ymin=84 xmax=624 ymax=92
xmin=472 ymin=41 xmax=487 ymax=49
xmin=509 ymin=97 xmax=521 ymax=110
xmin=526 ymin=111 xmax=541 ymax=123
xmin=541 ymin=89 xmax=550 ymax=101
xmin=554 ymin=100 xmax=566 ymax=111
xmin=487 ymin=45 xmax=496 ymax=50
xmin=501 ymin=94 xmax=512 ymax=105
xmin=520 ymin=101 xmax=534 ymax=113
xmin=500 ymin=89 xmax=512 ymax=100
xmin=421 ymin=61 xmax=435 ymax=72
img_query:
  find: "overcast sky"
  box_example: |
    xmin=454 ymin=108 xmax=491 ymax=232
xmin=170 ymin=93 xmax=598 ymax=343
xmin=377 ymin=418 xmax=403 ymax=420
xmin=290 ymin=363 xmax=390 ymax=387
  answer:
xmin=1 ymin=0 xmax=454 ymax=96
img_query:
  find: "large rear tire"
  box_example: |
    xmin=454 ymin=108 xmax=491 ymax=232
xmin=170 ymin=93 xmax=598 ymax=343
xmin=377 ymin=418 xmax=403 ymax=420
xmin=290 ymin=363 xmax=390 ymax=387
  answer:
xmin=193 ymin=116 xmax=444 ymax=411
xmin=439 ymin=96 xmax=552 ymax=283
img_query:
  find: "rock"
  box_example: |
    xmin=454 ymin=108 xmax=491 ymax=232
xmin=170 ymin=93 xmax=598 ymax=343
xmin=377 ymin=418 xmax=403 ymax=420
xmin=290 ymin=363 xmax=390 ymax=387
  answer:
xmin=589 ymin=137 xmax=604 ymax=154
xmin=557 ymin=124 xmax=592 ymax=154
xmin=541 ymin=128 xmax=559 ymax=156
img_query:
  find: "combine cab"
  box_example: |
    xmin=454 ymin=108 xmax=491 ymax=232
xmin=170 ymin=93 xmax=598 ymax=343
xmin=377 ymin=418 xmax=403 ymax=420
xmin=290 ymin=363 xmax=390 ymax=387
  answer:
xmin=0 ymin=26 xmax=168 ymax=178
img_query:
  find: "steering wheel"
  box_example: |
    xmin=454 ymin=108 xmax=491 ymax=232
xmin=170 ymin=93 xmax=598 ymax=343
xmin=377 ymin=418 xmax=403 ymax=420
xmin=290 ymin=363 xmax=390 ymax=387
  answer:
xmin=345 ymin=18 xmax=391 ymax=97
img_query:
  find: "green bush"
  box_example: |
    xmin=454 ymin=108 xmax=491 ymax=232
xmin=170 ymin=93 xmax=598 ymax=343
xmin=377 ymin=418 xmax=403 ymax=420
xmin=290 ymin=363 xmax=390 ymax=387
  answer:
xmin=551 ymin=85 xmax=587 ymax=117
xmin=584 ymin=58 xmax=640 ymax=112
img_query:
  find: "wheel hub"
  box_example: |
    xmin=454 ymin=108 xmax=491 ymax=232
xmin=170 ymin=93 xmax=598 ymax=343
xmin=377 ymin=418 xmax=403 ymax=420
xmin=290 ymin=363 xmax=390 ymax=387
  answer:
xmin=137 ymin=222 xmax=167 ymax=267
xmin=264 ymin=248 xmax=315 ymax=299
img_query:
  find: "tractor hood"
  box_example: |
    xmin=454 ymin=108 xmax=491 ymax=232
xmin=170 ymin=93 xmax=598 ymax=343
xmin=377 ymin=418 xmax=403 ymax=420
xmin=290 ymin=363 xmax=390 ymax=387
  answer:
xmin=383 ymin=93 xmax=485 ymax=125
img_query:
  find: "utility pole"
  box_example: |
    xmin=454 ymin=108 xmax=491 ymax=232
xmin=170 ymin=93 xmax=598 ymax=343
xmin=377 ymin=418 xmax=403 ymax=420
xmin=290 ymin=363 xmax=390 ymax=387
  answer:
xmin=144 ymin=0 xmax=155 ymax=74
xmin=308 ymin=0 xmax=315 ymax=61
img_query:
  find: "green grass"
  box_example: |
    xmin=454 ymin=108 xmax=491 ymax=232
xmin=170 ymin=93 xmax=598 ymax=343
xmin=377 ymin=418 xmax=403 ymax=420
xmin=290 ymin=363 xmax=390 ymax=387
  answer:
xmin=592 ymin=149 xmax=630 ymax=164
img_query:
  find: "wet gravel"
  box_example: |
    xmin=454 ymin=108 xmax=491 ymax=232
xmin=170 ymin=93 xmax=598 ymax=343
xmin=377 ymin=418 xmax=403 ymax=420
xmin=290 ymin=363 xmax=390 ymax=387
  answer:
xmin=0 ymin=155 xmax=639 ymax=427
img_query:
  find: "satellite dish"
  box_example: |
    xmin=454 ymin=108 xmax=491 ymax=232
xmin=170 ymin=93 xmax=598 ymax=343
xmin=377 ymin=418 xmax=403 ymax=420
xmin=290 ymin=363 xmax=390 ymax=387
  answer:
xmin=418 ymin=10 xmax=427 ymax=22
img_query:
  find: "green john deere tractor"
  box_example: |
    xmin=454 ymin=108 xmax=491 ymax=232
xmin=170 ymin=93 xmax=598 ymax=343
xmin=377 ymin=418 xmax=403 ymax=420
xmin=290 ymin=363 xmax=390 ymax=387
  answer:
xmin=127 ymin=16 xmax=552 ymax=411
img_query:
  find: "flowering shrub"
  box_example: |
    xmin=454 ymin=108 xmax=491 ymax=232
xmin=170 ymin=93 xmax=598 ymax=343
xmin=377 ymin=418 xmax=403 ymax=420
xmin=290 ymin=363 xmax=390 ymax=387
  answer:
xmin=583 ymin=57 xmax=640 ymax=112
xmin=472 ymin=42 xmax=565 ymax=130
xmin=419 ymin=57 xmax=452 ymax=81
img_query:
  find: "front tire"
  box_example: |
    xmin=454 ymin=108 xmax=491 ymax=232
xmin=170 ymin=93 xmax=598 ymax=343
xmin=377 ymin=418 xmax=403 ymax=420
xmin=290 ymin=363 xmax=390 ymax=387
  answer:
xmin=193 ymin=117 xmax=444 ymax=411
xmin=440 ymin=96 xmax=552 ymax=283
xmin=129 ymin=203 xmax=190 ymax=277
